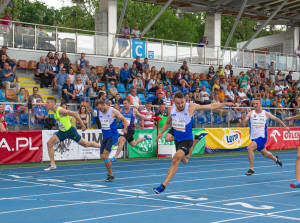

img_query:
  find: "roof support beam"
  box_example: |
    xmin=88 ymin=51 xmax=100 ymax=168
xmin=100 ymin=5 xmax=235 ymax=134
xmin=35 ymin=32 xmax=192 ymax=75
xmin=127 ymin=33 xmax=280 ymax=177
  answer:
xmin=116 ymin=0 xmax=129 ymax=34
xmin=224 ymin=0 xmax=247 ymax=48
xmin=240 ymin=0 xmax=288 ymax=50
xmin=0 ymin=0 xmax=11 ymax=15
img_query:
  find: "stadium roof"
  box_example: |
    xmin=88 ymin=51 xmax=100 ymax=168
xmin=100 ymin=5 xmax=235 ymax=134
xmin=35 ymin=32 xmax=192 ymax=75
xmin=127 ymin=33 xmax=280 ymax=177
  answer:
xmin=133 ymin=0 xmax=300 ymax=26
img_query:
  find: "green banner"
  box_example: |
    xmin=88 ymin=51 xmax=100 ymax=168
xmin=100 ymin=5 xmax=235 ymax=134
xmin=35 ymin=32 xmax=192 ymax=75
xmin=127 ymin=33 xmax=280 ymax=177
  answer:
xmin=128 ymin=128 xmax=205 ymax=158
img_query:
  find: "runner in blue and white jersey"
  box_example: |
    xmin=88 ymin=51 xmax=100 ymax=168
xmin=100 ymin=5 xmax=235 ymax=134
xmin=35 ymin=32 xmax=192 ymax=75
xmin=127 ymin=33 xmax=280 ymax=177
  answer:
xmin=153 ymin=92 xmax=234 ymax=194
xmin=243 ymin=98 xmax=290 ymax=176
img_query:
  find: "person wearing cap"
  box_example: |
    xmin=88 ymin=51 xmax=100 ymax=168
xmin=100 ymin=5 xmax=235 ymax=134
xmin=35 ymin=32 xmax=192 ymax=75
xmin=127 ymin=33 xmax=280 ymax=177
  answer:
xmin=77 ymin=53 xmax=85 ymax=70
xmin=108 ymin=80 xmax=118 ymax=100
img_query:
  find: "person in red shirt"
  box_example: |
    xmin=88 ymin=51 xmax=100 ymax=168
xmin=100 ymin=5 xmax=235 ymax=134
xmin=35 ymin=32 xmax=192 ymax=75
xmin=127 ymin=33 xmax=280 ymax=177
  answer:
xmin=1 ymin=10 xmax=12 ymax=27
xmin=140 ymin=102 xmax=154 ymax=129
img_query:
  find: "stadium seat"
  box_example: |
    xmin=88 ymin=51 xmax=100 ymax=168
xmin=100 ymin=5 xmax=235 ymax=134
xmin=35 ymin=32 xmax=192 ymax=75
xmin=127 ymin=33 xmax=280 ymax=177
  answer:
xmin=196 ymin=114 xmax=205 ymax=124
xmin=205 ymin=114 xmax=211 ymax=124
xmin=166 ymin=78 xmax=171 ymax=85
xmin=20 ymin=113 xmax=28 ymax=125
xmin=172 ymin=86 xmax=178 ymax=93
xmin=117 ymin=83 xmax=129 ymax=93
xmin=0 ymin=90 xmax=6 ymax=101
xmin=265 ymin=98 xmax=271 ymax=107
xmin=261 ymin=98 xmax=266 ymax=107
xmin=107 ymin=83 xmax=111 ymax=90
xmin=28 ymin=60 xmax=37 ymax=70
xmin=17 ymin=60 xmax=28 ymax=69
xmin=5 ymin=113 xmax=18 ymax=125
xmin=96 ymin=66 xmax=104 ymax=75
xmin=98 ymin=82 xmax=104 ymax=87
xmin=147 ymin=95 xmax=156 ymax=102
xmin=180 ymin=87 xmax=188 ymax=94
xmin=205 ymin=88 xmax=211 ymax=94
xmin=202 ymin=80 xmax=210 ymax=88
xmin=127 ymin=83 xmax=132 ymax=90
xmin=138 ymin=94 xmax=147 ymax=103
xmin=119 ymin=93 xmax=125 ymax=98
xmin=281 ymin=99 xmax=287 ymax=107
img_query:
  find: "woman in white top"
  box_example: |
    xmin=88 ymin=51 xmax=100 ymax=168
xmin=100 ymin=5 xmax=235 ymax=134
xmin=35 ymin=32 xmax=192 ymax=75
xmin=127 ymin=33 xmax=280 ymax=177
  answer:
xmin=224 ymin=65 xmax=231 ymax=81
xmin=68 ymin=67 xmax=76 ymax=84
xmin=148 ymin=74 xmax=159 ymax=92
xmin=75 ymin=77 xmax=90 ymax=103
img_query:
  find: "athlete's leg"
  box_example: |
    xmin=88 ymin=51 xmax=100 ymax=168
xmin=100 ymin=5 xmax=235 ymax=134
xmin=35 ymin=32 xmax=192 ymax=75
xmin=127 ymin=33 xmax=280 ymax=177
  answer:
xmin=296 ymin=145 xmax=300 ymax=182
xmin=162 ymin=150 xmax=186 ymax=187
xmin=260 ymin=148 xmax=277 ymax=161
xmin=181 ymin=139 xmax=199 ymax=164
xmin=247 ymin=141 xmax=257 ymax=170
xmin=46 ymin=135 xmax=60 ymax=165
xmin=165 ymin=133 xmax=174 ymax=142
xmin=114 ymin=136 xmax=126 ymax=159
xmin=78 ymin=138 xmax=101 ymax=148
xmin=101 ymin=150 xmax=113 ymax=176
xmin=129 ymin=137 xmax=147 ymax=147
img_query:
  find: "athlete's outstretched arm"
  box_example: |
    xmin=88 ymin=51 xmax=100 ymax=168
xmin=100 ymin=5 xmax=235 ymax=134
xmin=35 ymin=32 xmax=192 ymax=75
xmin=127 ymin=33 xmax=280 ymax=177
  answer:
xmin=191 ymin=102 xmax=234 ymax=112
xmin=134 ymin=109 xmax=153 ymax=121
xmin=285 ymin=114 xmax=300 ymax=121
xmin=266 ymin=112 xmax=290 ymax=132
xmin=156 ymin=108 xmax=171 ymax=142
xmin=59 ymin=108 xmax=86 ymax=130
xmin=113 ymin=109 xmax=128 ymax=133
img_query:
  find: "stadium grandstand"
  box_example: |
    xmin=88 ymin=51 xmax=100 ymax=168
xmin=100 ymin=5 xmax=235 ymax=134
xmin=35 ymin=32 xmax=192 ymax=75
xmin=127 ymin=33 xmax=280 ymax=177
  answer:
xmin=1 ymin=0 xmax=300 ymax=222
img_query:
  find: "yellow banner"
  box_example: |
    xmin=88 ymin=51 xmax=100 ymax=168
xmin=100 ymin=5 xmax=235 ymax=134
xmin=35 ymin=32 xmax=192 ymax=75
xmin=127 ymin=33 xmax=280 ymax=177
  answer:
xmin=204 ymin=128 xmax=252 ymax=150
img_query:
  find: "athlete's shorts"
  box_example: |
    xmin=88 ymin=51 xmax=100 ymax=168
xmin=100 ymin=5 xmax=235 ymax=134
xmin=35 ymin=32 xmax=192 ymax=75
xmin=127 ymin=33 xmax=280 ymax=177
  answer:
xmin=100 ymin=135 xmax=119 ymax=154
xmin=252 ymin=137 xmax=267 ymax=152
xmin=55 ymin=126 xmax=81 ymax=143
xmin=122 ymin=130 xmax=135 ymax=143
xmin=167 ymin=128 xmax=174 ymax=136
xmin=175 ymin=140 xmax=194 ymax=155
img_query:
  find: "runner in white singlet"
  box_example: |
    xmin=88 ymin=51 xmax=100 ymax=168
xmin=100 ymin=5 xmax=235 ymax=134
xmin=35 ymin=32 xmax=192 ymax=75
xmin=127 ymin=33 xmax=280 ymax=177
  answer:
xmin=243 ymin=98 xmax=290 ymax=176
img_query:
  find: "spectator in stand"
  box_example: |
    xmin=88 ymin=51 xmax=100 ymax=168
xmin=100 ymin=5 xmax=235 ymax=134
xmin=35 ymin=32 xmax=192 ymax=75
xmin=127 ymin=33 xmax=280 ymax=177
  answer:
xmin=117 ymin=23 xmax=130 ymax=57
xmin=47 ymin=57 xmax=58 ymax=74
xmin=220 ymin=78 xmax=227 ymax=90
xmin=53 ymin=52 xmax=60 ymax=66
xmin=63 ymin=77 xmax=81 ymax=104
xmin=142 ymin=68 xmax=151 ymax=87
xmin=159 ymin=67 xmax=166 ymax=81
xmin=35 ymin=56 xmax=51 ymax=88
xmin=75 ymin=77 xmax=90 ymax=103
xmin=106 ymin=100 xmax=112 ymax=107
xmin=111 ymin=93 xmax=123 ymax=105
xmin=120 ymin=63 xmax=132 ymax=89
xmin=0 ymin=116 xmax=6 ymax=131
xmin=172 ymin=68 xmax=190 ymax=88
xmin=261 ymin=69 xmax=266 ymax=83
xmin=1 ymin=10 xmax=12 ymax=28
xmin=295 ymin=46 xmax=300 ymax=57
xmin=224 ymin=65 xmax=231 ymax=81
xmin=187 ymin=91 xmax=195 ymax=103
xmin=157 ymin=74 xmax=172 ymax=94
xmin=54 ymin=68 xmax=68 ymax=99
xmin=77 ymin=53 xmax=86 ymax=70
xmin=238 ymin=86 xmax=249 ymax=106
xmin=77 ymin=67 xmax=90 ymax=89
xmin=211 ymin=94 xmax=228 ymax=117
xmin=238 ymin=71 xmax=249 ymax=90
xmin=28 ymin=87 xmax=43 ymax=104
xmin=0 ymin=104 xmax=6 ymax=131
xmin=108 ymin=80 xmax=118 ymax=100
xmin=0 ymin=54 xmax=10 ymax=70
xmin=218 ymin=86 xmax=225 ymax=102
xmin=141 ymin=58 xmax=149 ymax=72
xmin=16 ymin=88 xmax=28 ymax=113
xmin=193 ymin=78 xmax=201 ymax=89
xmin=77 ymin=105 xmax=89 ymax=129
xmin=200 ymin=86 xmax=211 ymax=104
xmin=82 ymin=60 xmax=91 ymax=75
xmin=0 ymin=62 xmax=19 ymax=93
xmin=286 ymin=70 xmax=294 ymax=86
xmin=45 ymin=51 xmax=53 ymax=64
xmin=207 ymin=66 xmax=214 ymax=80
xmin=155 ymin=103 xmax=168 ymax=117
xmin=211 ymin=71 xmax=220 ymax=86
xmin=275 ymin=81 xmax=284 ymax=96
xmin=180 ymin=61 xmax=189 ymax=71
xmin=105 ymin=58 xmax=113 ymax=70
xmin=88 ymin=67 xmax=98 ymax=86
xmin=133 ymin=56 xmax=143 ymax=73
xmin=103 ymin=64 xmax=117 ymax=86
xmin=197 ymin=36 xmax=208 ymax=63
xmin=246 ymin=81 xmax=254 ymax=100
xmin=276 ymin=70 xmax=284 ymax=84
xmin=152 ymin=91 xmax=164 ymax=106
xmin=140 ymin=102 xmax=153 ymax=129
xmin=131 ymin=24 xmax=142 ymax=39
xmin=128 ymin=87 xmax=141 ymax=109
xmin=34 ymin=98 xmax=48 ymax=124
xmin=183 ymin=70 xmax=193 ymax=87
xmin=0 ymin=46 xmax=16 ymax=72
xmin=268 ymin=61 xmax=275 ymax=89
xmin=88 ymin=82 xmax=99 ymax=100
xmin=150 ymin=66 xmax=156 ymax=77
xmin=68 ymin=67 xmax=76 ymax=84
xmin=225 ymin=85 xmax=235 ymax=103
xmin=163 ymin=91 xmax=172 ymax=106
xmin=58 ymin=52 xmax=71 ymax=71
xmin=212 ymin=79 xmax=220 ymax=92
xmin=216 ymin=65 xmax=225 ymax=78
xmin=96 ymin=91 xmax=107 ymax=103
xmin=130 ymin=63 xmax=138 ymax=79
xmin=132 ymin=73 xmax=146 ymax=97
xmin=148 ymin=74 xmax=159 ymax=92
xmin=194 ymin=87 xmax=203 ymax=105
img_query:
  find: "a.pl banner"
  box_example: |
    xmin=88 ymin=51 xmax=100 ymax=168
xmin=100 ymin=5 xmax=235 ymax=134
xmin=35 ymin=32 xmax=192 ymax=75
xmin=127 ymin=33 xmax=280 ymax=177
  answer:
xmin=0 ymin=131 xmax=42 ymax=164
xmin=266 ymin=127 xmax=300 ymax=150
xmin=42 ymin=130 xmax=102 ymax=161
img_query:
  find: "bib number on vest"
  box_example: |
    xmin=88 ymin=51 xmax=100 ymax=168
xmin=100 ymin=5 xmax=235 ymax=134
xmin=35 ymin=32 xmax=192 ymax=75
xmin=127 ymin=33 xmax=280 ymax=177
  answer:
xmin=125 ymin=118 xmax=131 ymax=125
xmin=172 ymin=119 xmax=186 ymax=132
xmin=101 ymin=119 xmax=110 ymax=130
xmin=57 ymin=121 xmax=65 ymax=130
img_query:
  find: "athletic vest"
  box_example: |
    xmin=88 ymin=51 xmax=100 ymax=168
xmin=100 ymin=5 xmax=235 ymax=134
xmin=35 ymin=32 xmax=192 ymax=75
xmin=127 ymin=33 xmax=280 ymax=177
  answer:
xmin=121 ymin=107 xmax=135 ymax=130
xmin=249 ymin=110 xmax=268 ymax=140
xmin=98 ymin=107 xmax=119 ymax=138
xmin=170 ymin=102 xmax=193 ymax=141
xmin=79 ymin=59 xmax=85 ymax=68
xmin=54 ymin=107 xmax=71 ymax=132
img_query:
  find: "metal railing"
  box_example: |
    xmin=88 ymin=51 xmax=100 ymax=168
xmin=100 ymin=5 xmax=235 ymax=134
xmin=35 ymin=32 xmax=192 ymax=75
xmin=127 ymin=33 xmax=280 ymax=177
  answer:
xmin=1 ymin=20 xmax=299 ymax=72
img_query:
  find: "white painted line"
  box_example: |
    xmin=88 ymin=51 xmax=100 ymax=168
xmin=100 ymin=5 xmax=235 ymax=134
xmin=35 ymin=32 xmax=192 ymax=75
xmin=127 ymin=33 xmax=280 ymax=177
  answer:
xmin=212 ymin=214 xmax=263 ymax=223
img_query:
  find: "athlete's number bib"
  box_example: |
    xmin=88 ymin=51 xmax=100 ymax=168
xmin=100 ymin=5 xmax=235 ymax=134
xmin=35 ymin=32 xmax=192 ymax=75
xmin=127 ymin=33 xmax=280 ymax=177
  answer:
xmin=172 ymin=118 xmax=186 ymax=132
xmin=100 ymin=119 xmax=110 ymax=130
xmin=252 ymin=118 xmax=265 ymax=128
xmin=125 ymin=118 xmax=131 ymax=126
xmin=57 ymin=120 xmax=65 ymax=130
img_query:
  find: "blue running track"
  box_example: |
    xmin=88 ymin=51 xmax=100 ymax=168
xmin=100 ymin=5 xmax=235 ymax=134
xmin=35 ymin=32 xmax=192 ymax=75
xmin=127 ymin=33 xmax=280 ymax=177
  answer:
xmin=0 ymin=151 xmax=300 ymax=223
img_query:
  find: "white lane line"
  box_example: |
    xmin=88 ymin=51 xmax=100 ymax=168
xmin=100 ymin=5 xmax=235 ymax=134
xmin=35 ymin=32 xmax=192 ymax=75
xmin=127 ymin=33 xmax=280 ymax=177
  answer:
xmin=64 ymin=204 xmax=193 ymax=223
xmin=212 ymin=214 xmax=263 ymax=223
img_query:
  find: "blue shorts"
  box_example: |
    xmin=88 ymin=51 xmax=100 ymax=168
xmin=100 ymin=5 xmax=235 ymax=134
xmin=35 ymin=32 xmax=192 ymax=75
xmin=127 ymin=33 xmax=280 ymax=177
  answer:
xmin=100 ymin=135 xmax=118 ymax=154
xmin=252 ymin=137 xmax=267 ymax=152
xmin=54 ymin=126 xmax=81 ymax=143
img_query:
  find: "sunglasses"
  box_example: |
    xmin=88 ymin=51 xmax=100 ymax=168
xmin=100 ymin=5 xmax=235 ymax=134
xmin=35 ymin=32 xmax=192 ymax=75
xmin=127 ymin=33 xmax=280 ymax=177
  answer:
xmin=62 ymin=70 xmax=66 ymax=71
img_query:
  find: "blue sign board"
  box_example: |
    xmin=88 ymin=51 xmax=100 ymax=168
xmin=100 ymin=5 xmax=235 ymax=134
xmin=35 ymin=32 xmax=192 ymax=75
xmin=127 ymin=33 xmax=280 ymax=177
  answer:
xmin=132 ymin=40 xmax=146 ymax=58
xmin=148 ymin=51 xmax=154 ymax=59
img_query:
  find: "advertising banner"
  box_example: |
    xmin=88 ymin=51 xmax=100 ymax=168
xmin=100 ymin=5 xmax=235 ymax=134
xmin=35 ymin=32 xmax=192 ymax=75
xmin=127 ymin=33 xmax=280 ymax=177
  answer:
xmin=205 ymin=128 xmax=251 ymax=153
xmin=0 ymin=131 xmax=42 ymax=164
xmin=266 ymin=127 xmax=300 ymax=150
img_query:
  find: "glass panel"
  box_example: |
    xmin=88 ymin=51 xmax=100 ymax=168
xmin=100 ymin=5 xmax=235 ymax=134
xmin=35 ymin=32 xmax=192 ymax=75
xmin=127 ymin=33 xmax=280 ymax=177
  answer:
xmin=57 ymin=30 xmax=76 ymax=53
xmin=95 ymin=33 xmax=109 ymax=56
xmin=287 ymin=55 xmax=296 ymax=71
xmin=115 ymin=35 xmax=131 ymax=58
xmin=276 ymin=54 xmax=286 ymax=71
xmin=177 ymin=44 xmax=190 ymax=63
xmin=162 ymin=41 xmax=176 ymax=62
xmin=147 ymin=40 xmax=161 ymax=60
xmin=243 ymin=51 xmax=254 ymax=68
xmin=36 ymin=25 xmax=56 ymax=51
xmin=298 ymin=57 xmax=300 ymax=72
xmin=14 ymin=24 xmax=34 ymax=49
xmin=231 ymin=50 xmax=243 ymax=67
xmin=77 ymin=32 xmax=94 ymax=54
xmin=0 ymin=23 xmax=13 ymax=47
xmin=266 ymin=53 xmax=276 ymax=68
xmin=220 ymin=48 xmax=231 ymax=66
xmin=254 ymin=52 xmax=266 ymax=69
xmin=191 ymin=43 xmax=200 ymax=64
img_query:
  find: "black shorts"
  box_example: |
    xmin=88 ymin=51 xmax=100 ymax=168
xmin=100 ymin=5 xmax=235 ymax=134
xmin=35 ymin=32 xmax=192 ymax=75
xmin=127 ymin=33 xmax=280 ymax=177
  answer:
xmin=100 ymin=135 xmax=118 ymax=154
xmin=167 ymin=128 xmax=174 ymax=136
xmin=122 ymin=130 xmax=135 ymax=143
xmin=175 ymin=140 xmax=193 ymax=155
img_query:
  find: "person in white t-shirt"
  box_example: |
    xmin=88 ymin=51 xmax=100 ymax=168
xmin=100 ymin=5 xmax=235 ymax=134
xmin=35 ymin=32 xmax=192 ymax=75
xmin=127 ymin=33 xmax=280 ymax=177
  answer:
xmin=274 ymin=81 xmax=283 ymax=96
xmin=238 ymin=87 xmax=249 ymax=106
xmin=131 ymin=24 xmax=142 ymax=39
xmin=140 ymin=102 xmax=154 ymax=129
xmin=295 ymin=46 xmax=300 ymax=57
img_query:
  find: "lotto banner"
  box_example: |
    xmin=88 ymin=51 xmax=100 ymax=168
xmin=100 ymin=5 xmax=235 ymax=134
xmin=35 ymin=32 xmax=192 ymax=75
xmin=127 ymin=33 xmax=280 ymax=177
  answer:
xmin=0 ymin=131 xmax=42 ymax=164
xmin=128 ymin=129 xmax=157 ymax=158
xmin=204 ymin=128 xmax=252 ymax=153
xmin=266 ymin=127 xmax=300 ymax=150
xmin=157 ymin=128 xmax=205 ymax=158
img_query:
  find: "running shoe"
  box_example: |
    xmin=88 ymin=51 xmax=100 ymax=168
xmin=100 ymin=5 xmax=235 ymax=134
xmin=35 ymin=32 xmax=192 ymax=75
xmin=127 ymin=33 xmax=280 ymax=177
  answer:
xmin=110 ymin=157 xmax=117 ymax=162
xmin=275 ymin=156 xmax=282 ymax=167
xmin=245 ymin=169 xmax=254 ymax=176
xmin=44 ymin=165 xmax=57 ymax=171
xmin=144 ymin=135 xmax=152 ymax=140
xmin=290 ymin=181 xmax=300 ymax=188
xmin=194 ymin=130 xmax=208 ymax=140
xmin=105 ymin=175 xmax=114 ymax=182
xmin=153 ymin=183 xmax=165 ymax=194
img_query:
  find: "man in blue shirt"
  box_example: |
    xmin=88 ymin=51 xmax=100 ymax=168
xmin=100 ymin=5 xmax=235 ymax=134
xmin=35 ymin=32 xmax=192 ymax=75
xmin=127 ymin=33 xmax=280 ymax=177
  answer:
xmin=104 ymin=64 xmax=117 ymax=87
xmin=34 ymin=98 xmax=48 ymax=124
xmin=120 ymin=63 xmax=132 ymax=90
xmin=0 ymin=62 xmax=20 ymax=93
xmin=54 ymin=68 xmax=69 ymax=100
xmin=62 ymin=77 xmax=81 ymax=104
xmin=197 ymin=36 xmax=208 ymax=63
xmin=141 ymin=58 xmax=149 ymax=72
